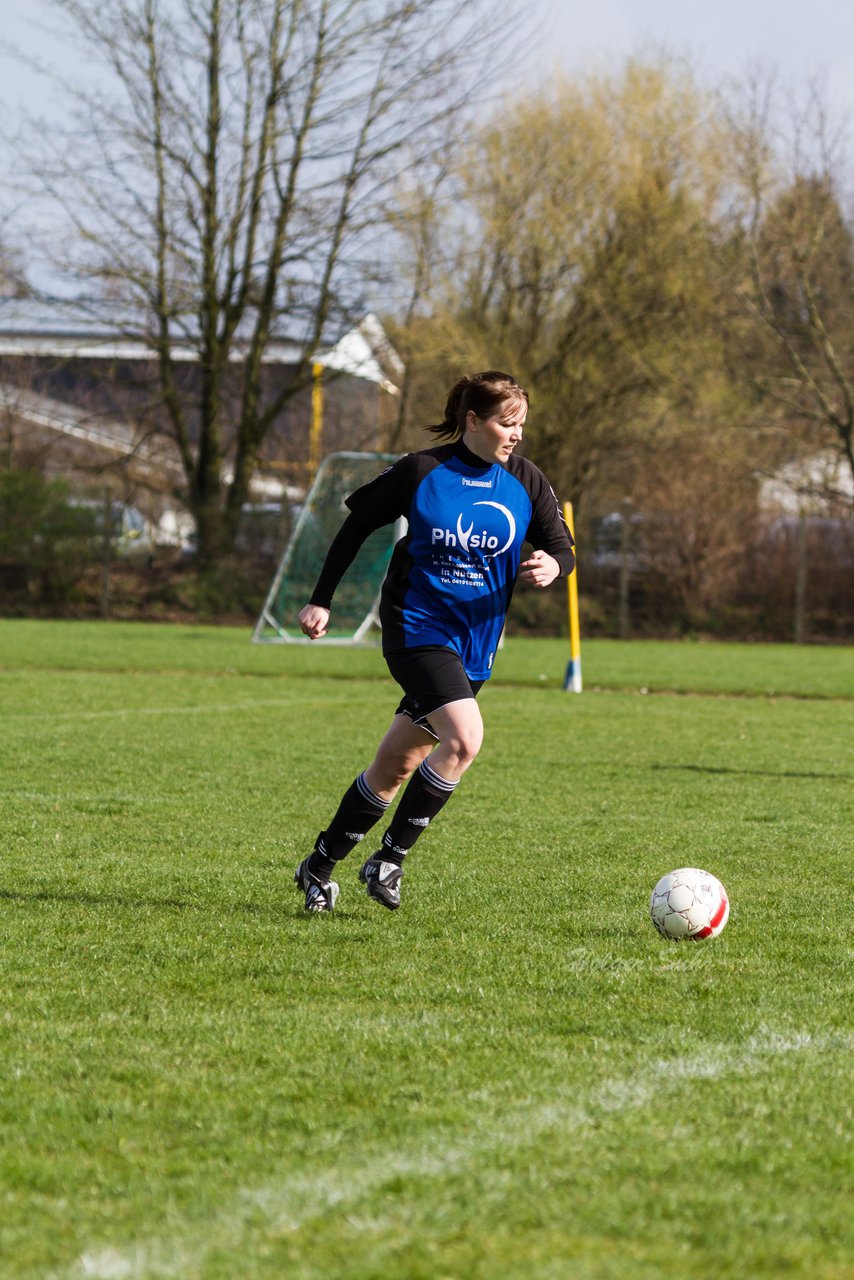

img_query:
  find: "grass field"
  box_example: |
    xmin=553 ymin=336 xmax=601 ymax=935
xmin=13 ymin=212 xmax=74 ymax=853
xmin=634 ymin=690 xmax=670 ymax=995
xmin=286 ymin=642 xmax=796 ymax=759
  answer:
xmin=1 ymin=620 xmax=852 ymax=1280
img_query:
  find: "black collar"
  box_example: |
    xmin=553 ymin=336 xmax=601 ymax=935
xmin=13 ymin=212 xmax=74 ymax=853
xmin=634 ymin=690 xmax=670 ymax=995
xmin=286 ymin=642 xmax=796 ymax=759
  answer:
xmin=453 ymin=439 xmax=494 ymax=470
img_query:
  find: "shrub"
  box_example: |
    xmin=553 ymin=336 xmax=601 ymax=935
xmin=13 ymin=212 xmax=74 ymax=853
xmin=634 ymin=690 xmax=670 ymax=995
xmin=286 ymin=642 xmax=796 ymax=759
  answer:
xmin=0 ymin=468 xmax=98 ymax=607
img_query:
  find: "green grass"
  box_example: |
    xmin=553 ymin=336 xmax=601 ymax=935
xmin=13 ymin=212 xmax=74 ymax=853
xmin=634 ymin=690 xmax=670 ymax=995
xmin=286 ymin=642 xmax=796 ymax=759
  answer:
xmin=1 ymin=620 xmax=852 ymax=1279
xmin=2 ymin=618 xmax=852 ymax=698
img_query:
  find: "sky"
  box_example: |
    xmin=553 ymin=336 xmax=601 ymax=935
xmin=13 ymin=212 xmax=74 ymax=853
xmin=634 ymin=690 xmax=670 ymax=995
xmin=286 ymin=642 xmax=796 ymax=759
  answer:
xmin=539 ymin=0 xmax=854 ymax=115
xmin=2 ymin=0 xmax=854 ymax=120
xmin=1 ymin=0 xmax=853 ymax=269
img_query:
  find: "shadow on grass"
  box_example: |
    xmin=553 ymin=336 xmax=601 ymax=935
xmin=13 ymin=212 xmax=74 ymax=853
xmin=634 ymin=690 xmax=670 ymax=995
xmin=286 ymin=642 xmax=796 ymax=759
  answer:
xmin=0 ymin=887 xmax=374 ymax=928
xmin=651 ymin=763 xmax=852 ymax=781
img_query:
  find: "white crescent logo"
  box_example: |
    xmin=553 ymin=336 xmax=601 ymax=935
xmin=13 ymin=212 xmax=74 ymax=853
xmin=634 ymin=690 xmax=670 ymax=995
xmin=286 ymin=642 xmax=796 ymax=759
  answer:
xmin=454 ymin=501 xmax=516 ymax=557
xmin=456 ymin=514 xmax=474 ymax=551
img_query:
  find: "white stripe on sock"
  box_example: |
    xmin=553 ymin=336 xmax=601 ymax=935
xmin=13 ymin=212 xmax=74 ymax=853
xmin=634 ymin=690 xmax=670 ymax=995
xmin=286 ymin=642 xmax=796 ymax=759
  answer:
xmin=418 ymin=760 xmax=458 ymax=793
xmin=356 ymin=772 xmax=391 ymax=810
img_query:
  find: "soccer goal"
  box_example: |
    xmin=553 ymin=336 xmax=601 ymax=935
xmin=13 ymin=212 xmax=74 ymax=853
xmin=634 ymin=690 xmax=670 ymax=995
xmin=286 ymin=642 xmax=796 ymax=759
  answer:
xmin=252 ymin=451 xmax=402 ymax=645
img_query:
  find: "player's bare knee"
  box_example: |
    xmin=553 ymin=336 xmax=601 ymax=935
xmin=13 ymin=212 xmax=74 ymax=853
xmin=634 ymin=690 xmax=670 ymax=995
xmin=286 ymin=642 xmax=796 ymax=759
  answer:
xmin=444 ymin=730 xmax=482 ymax=772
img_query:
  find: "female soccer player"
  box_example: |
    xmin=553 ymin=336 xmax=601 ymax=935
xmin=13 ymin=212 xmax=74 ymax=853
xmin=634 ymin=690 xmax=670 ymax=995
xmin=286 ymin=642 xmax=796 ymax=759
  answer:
xmin=295 ymin=370 xmax=574 ymax=912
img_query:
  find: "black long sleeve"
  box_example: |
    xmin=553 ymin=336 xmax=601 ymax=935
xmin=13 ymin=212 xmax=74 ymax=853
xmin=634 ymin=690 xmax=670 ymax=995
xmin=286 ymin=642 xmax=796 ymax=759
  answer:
xmin=308 ymin=510 xmax=385 ymax=610
xmin=523 ymin=464 xmax=575 ymax=577
xmin=307 ymin=453 xmax=417 ymax=609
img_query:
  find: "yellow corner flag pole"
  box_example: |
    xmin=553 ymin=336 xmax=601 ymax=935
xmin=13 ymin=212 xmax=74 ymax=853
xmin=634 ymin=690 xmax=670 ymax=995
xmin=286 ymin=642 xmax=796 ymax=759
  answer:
xmin=562 ymin=500 xmax=582 ymax=692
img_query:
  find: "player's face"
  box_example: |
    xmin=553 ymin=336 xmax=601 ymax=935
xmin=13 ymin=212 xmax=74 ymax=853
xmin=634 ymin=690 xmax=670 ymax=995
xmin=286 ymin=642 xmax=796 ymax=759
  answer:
xmin=464 ymin=399 xmax=527 ymax=465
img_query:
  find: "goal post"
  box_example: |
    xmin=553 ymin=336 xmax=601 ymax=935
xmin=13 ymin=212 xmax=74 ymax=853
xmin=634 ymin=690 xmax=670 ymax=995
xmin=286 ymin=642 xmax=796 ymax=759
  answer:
xmin=252 ymin=451 xmax=402 ymax=645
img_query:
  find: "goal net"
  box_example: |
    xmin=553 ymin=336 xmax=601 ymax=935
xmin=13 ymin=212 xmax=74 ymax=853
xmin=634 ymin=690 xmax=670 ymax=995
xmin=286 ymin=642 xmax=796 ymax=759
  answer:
xmin=252 ymin=451 xmax=402 ymax=644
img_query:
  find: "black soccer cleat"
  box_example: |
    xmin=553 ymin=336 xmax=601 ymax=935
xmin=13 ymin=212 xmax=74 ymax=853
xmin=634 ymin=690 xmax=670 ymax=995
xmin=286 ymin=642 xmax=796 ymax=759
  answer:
xmin=294 ymin=858 xmax=340 ymax=913
xmin=359 ymin=855 xmax=404 ymax=911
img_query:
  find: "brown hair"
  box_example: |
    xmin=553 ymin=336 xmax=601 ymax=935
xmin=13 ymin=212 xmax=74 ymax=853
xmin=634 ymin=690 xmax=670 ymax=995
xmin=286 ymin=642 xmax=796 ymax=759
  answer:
xmin=426 ymin=370 xmax=529 ymax=440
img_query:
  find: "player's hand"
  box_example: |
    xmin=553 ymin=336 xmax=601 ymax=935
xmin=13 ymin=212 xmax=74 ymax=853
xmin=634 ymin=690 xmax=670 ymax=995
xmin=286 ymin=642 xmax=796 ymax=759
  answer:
xmin=299 ymin=604 xmax=330 ymax=639
xmin=519 ymin=550 xmax=560 ymax=588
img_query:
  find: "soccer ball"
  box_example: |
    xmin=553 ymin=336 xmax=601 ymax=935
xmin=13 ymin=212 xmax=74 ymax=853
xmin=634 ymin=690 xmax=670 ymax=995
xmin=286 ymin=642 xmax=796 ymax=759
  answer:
xmin=649 ymin=867 xmax=729 ymax=941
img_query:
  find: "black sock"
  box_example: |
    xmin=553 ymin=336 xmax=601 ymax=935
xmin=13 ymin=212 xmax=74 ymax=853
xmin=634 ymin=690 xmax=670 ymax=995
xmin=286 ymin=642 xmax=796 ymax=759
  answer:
xmin=379 ymin=758 xmax=458 ymax=866
xmin=307 ymin=772 xmax=390 ymax=879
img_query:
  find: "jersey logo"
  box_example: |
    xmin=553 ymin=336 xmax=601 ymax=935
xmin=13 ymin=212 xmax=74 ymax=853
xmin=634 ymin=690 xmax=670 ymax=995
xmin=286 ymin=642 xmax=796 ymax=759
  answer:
xmin=455 ymin=501 xmax=516 ymax=558
xmin=431 ymin=499 xmax=517 ymax=558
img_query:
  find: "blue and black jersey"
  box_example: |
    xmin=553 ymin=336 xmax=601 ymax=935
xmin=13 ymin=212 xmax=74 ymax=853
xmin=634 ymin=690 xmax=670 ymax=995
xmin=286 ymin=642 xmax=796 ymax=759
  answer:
xmin=310 ymin=440 xmax=574 ymax=681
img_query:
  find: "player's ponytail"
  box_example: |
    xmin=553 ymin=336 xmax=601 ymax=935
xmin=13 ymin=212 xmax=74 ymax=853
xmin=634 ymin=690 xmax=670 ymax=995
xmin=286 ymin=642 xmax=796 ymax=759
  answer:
xmin=426 ymin=370 xmax=529 ymax=439
xmin=426 ymin=376 xmax=473 ymax=439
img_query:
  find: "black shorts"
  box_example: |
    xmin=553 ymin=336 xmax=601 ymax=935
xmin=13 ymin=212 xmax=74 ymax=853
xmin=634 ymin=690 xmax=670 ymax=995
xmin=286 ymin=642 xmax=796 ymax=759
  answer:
xmin=385 ymin=645 xmax=484 ymax=737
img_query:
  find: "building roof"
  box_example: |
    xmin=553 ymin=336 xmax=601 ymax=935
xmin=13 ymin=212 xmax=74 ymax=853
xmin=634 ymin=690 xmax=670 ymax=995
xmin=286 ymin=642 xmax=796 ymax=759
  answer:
xmin=0 ymin=380 xmax=181 ymax=474
xmin=0 ymin=298 xmax=401 ymax=390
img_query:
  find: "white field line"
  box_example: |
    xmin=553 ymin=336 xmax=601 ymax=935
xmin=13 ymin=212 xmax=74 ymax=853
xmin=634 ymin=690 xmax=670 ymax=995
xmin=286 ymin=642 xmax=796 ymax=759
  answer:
xmin=74 ymin=1026 xmax=850 ymax=1280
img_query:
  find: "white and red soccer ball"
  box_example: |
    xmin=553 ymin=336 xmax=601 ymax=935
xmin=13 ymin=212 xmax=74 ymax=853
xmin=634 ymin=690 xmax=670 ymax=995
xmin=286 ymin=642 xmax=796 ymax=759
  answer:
xmin=649 ymin=867 xmax=729 ymax=941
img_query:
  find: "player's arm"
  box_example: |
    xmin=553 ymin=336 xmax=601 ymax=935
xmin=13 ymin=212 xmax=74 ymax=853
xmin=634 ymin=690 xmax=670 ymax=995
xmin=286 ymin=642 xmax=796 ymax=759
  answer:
xmin=299 ymin=601 xmax=332 ymax=639
xmin=519 ymin=548 xmax=562 ymax=588
xmin=520 ymin=470 xmax=575 ymax=588
xmin=299 ymin=455 xmax=414 ymax=639
xmin=299 ymin=511 xmax=383 ymax=638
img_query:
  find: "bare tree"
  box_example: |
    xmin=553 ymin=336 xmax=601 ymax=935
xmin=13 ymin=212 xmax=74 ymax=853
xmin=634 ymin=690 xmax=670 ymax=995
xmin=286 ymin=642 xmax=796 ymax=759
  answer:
xmin=725 ymin=70 xmax=854 ymax=500
xmin=392 ymin=53 xmax=749 ymax=511
xmin=382 ymin=161 xmax=460 ymax=452
xmin=22 ymin=0 xmax=520 ymax=559
xmin=0 ymin=222 xmax=30 ymax=298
